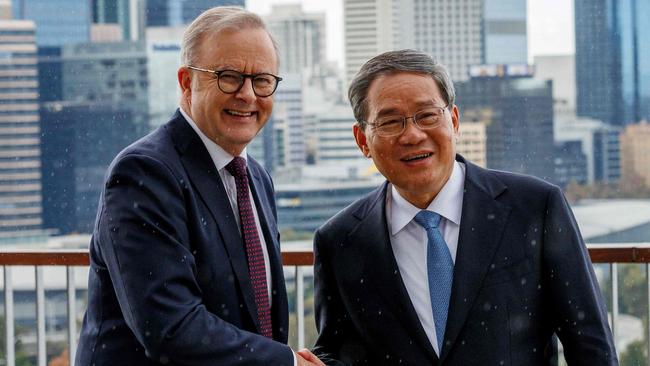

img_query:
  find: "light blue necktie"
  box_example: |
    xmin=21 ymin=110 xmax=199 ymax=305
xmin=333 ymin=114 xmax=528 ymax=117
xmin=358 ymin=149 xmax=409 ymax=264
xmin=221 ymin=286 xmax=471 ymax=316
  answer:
xmin=414 ymin=210 xmax=454 ymax=353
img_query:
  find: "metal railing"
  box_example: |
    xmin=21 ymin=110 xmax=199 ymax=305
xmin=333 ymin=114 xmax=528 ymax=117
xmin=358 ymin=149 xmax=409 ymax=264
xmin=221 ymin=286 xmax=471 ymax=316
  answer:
xmin=0 ymin=244 xmax=647 ymax=365
xmin=587 ymin=243 xmax=650 ymax=362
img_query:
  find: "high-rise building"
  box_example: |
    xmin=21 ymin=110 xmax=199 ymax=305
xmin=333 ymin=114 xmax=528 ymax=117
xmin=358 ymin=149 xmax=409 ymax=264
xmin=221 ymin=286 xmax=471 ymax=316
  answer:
xmin=457 ymin=119 xmax=487 ymax=168
xmin=312 ymin=105 xmax=360 ymax=164
xmin=145 ymin=26 xmax=183 ymax=129
xmin=343 ymin=0 xmax=399 ymax=83
xmin=575 ymin=0 xmax=650 ymax=126
xmin=36 ymin=46 xmax=63 ymax=103
xmin=12 ymin=0 xmax=91 ymax=47
xmin=145 ymin=0 xmax=168 ymax=26
xmin=0 ymin=20 xmax=44 ymax=241
xmin=554 ymin=141 xmax=588 ymax=188
xmin=0 ymin=0 xmax=10 ymax=20
xmin=593 ymin=127 xmax=621 ymax=183
xmin=534 ymin=54 xmax=576 ymax=116
xmin=145 ymin=0 xmax=244 ymax=27
xmin=407 ymin=0 xmax=483 ymax=82
xmin=37 ymin=41 xmax=149 ymax=233
xmin=91 ymin=24 xmax=125 ymax=43
xmin=275 ymin=73 xmax=305 ymax=166
xmin=247 ymin=115 xmax=276 ymax=173
xmin=410 ymin=0 xmax=527 ymax=81
xmin=344 ymin=0 xmax=527 ymax=83
xmin=554 ymin=115 xmax=618 ymax=184
xmin=265 ymin=4 xmax=325 ymax=77
xmin=482 ymin=0 xmax=527 ymax=65
xmin=93 ymin=0 xmax=146 ymax=41
xmin=271 ymin=112 xmax=287 ymax=169
xmin=620 ymin=121 xmax=650 ymax=187
xmin=60 ymin=41 xmax=149 ymax=130
xmin=40 ymin=102 xmax=143 ymax=234
xmin=456 ymin=65 xmax=555 ymax=181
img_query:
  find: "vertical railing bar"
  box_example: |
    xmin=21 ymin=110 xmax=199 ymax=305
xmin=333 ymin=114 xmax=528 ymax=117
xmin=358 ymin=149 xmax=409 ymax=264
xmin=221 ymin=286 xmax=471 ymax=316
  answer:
xmin=67 ymin=266 xmax=77 ymax=366
xmin=4 ymin=266 xmax=15 ymax=366
xmin=611 ymin=263 xmax=619 ymax=351
xmin=646 ymin=264 xmax=650 ymax=366
xmin=296 ymin=266 xmax=305 ymax=350
xmin=36 ymin=266 xmax=46 ymax=366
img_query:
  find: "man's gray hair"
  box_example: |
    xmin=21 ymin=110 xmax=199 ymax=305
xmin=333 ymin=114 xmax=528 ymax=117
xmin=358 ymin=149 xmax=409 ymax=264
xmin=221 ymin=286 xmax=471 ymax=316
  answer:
xmin=180 ymin=6 xmax=279 ymax=67
xmin=348 ymin=49 xmax=456 ymax=128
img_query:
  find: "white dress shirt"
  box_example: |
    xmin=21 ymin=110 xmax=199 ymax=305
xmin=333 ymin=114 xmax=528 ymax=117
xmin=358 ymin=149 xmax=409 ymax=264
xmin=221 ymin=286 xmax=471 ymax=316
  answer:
xmin=180 ymin=108 xmax=272 ymax=301
xmin=387 ymin=161 xmax=466 ymax=355
xmin=181 ymin=109 xmax=296 ymax=366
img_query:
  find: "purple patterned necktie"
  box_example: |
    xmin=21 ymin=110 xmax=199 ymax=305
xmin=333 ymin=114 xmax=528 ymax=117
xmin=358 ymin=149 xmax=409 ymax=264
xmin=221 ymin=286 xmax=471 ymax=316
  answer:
xmin=226 ymin=157 xmax=273 ymax=338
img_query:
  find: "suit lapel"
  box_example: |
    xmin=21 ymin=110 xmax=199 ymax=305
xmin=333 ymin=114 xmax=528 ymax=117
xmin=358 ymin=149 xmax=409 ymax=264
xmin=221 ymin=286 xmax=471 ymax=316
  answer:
xmin=168 ymin=113 xmax=261 ymax=333
xmin=439 ymin=159 xmax=511 ymax=362
xmin=349 ymin=182 xmax=438 ymax=361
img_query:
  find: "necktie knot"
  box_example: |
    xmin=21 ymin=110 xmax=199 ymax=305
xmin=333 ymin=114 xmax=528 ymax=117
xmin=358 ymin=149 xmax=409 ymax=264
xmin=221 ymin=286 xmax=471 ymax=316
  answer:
xmin=414 ymin=210 xmax=442 ymax=229
xmin=226 ymin=156 xmax=247 ymax=180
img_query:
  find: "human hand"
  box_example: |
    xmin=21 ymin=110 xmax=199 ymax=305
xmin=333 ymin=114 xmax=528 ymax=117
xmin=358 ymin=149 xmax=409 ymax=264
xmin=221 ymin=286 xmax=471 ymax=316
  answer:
xmin=295 ymin=349 xmax=326 ymax=366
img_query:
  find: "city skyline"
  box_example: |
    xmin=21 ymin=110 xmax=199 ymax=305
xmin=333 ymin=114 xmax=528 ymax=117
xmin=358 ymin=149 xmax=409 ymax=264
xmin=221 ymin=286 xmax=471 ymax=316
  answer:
xmin=1 ymin=0 xmax=646 ymax=241
xmin=246 ymin=0 xmax=575 ymax=68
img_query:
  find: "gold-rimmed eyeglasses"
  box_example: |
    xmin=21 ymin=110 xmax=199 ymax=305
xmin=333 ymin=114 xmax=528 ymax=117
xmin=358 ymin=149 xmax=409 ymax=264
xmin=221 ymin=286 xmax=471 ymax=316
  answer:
xmin=366 ymin=104 xmax=449 ymax=137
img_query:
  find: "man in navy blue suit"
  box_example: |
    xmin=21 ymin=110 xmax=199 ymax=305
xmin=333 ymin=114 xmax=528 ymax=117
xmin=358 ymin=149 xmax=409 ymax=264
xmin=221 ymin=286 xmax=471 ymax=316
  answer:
xmin=309 ymin=50 xmax=618 ymax=365
xmin=76 ymin=6 xmax=323 ymax=366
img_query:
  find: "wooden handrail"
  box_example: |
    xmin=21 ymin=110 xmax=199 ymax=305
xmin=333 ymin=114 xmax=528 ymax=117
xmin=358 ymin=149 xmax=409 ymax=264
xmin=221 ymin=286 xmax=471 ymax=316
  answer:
xmin=0 ymin=249 xmax=315 ymax=266
xmin=0 ymin=244 xmax=649 ymax=266
xmin=585 ymin=244 xmax=650 ymax=263
xmin=0 ymin=250 xmax=90 ymax=266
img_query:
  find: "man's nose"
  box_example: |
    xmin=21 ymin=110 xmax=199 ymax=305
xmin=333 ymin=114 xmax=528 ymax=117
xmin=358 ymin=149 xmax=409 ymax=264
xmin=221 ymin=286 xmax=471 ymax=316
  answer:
xmin=235 ymin=77 xmax=256 ymax=102
xmin=398 ymin=116 xmax=427 ymax=143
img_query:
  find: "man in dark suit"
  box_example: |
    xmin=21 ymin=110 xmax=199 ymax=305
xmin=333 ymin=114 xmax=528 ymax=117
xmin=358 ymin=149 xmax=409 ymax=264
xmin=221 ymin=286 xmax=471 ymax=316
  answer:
xmin=310 ymin=50 xmax=617 ymax=365
xmin=76 ymin=6 xmax=323 ymax=366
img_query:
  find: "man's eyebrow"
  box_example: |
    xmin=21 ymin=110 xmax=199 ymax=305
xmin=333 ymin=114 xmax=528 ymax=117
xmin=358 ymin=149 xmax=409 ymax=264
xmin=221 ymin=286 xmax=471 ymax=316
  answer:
xmin=414 ymin=99 xmax=441 ymax=108
xmin=375 ymin=100 xmax=440 ymax=118
xmin=207 ymin=64 xmax=236 ymax=70
xmin=375 ymin=107 xmax=401 ymax=118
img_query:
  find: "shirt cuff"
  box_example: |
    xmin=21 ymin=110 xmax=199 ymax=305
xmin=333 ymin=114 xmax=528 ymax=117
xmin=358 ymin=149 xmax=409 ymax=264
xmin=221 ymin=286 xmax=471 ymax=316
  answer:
xmin=292 ymin=350 xmax=298 ymax=366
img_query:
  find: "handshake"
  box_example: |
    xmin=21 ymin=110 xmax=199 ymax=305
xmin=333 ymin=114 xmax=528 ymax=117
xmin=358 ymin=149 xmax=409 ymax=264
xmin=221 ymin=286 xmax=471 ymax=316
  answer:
xmin=295 ymin=349 xmax=325 ymax=366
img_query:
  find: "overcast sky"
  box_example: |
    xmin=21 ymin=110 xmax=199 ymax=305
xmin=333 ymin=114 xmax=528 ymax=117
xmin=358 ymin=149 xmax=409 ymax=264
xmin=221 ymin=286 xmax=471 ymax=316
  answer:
xmin=246 ymin=0 xmax=574 ymax=67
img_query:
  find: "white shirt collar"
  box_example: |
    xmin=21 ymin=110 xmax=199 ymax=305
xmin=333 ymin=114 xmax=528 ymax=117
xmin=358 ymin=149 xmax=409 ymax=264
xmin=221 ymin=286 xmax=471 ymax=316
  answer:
xmin=179 ymin=107 xmax=247 ymax=170
xmin=389 ymin=160 xmax=465 ymax=236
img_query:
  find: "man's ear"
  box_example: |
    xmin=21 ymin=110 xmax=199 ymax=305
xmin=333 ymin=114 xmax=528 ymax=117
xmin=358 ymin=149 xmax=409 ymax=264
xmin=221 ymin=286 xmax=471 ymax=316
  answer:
xmin=451 ymin=104 xmax=460 ymax=134
xmin=178 ymin=66 xmax=192 ymax=102
xmin=353 ymin=124 xmax=371 ymax=158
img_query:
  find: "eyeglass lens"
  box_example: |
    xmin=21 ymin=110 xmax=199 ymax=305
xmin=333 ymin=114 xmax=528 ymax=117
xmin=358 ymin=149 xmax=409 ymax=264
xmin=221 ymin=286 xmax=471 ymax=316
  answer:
xmin=218 ymin=70 xmax=278 ymax=96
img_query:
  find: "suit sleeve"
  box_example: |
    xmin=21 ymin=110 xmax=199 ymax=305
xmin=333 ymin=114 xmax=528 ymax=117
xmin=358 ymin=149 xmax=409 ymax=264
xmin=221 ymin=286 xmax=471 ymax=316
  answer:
xmin=542 ymin=186 xmax=618 ymax=365
xmin=312 ymin=229 xmax=365 ymax=366
xmin=96 ymin=153 xmax=293 ymax=366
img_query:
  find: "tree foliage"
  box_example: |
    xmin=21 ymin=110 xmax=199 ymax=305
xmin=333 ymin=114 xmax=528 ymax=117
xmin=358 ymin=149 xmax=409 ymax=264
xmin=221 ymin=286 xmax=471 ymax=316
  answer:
xmin=621 ymin=339 xmax=645 ymax=366
xmin=564 ymin=179 xmax=650 ymax=203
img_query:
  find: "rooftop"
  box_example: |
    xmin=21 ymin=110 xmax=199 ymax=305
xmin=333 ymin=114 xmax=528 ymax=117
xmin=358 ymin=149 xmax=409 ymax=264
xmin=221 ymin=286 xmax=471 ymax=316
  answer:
xmin=572 ymin=199 xmax=650 ymax=240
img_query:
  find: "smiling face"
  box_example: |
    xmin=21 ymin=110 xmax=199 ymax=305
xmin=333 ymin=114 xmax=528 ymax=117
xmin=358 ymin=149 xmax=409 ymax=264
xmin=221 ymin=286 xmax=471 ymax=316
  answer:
xmin=178 ymin=27 xmax=277 ymax=155
xmin=354 ymin=72 xmax=460 ymax=208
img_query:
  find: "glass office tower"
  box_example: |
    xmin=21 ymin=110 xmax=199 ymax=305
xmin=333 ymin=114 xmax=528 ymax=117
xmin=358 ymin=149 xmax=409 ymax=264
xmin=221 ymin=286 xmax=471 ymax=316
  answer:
xmin=12 ymin=0 xmax=91 ymax=46
xmin=575 ymin=0 xmax=650 ymax=126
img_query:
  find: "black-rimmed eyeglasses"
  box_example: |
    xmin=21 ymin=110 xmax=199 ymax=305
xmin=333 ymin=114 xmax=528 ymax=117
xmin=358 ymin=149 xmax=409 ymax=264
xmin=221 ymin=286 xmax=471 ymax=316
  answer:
xmin=365 ymin=105 xmax=449 ymax=137
xmin=187 ymin=66 xmax=283 ymax=97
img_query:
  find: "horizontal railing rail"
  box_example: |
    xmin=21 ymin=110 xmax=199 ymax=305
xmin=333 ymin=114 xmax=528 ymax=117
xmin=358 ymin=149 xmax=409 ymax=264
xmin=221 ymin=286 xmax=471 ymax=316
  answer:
xmin=0 ymin=243 xmax=649 ymax=266
xmin=0 ymin=249 xmax=315 ymax=266
xmin=584 ymin=243 xmax=650 ymax=263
